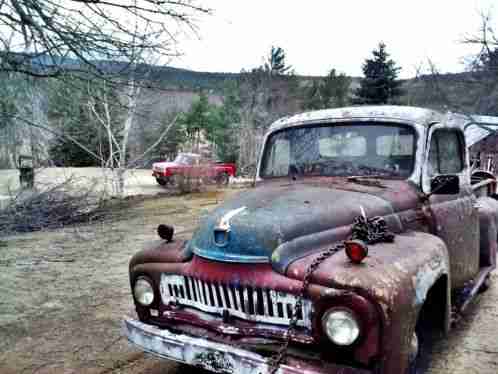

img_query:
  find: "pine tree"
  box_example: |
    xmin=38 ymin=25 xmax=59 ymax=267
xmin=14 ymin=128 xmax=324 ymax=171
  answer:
xmin=355 ymin=43 xmax=403 ymax=104
xmin=322 ymin=69 xmax=351 ymax=107
xmin=265 ymin=46 xmax=292 ymax=76
xmin=302 ymin=80 xmax=324 ymax=110
xmin=181 ymin=91 xmax=211 ymax=152
xmin=302 ymin=69 xmax=351 ymax=110
xmin=212 ymin=82 xmax=241 ymax=163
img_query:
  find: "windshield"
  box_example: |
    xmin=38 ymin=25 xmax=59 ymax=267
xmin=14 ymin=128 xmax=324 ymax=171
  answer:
xmin=174 ymin=154 xmax=194 ymax=165
xmin=260 ymin=123 xmax=416 ymax=178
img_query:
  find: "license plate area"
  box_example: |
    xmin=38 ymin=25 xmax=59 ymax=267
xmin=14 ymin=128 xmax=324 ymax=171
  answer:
xmin=192 ymin=350 xmax=236 ymax=373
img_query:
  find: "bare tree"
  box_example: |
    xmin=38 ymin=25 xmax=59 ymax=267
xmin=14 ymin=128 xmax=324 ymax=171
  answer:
xmin=87 ymin=78 xmax=178 ymax=197
xmin=0 ymin=0 xmax=208 ymax=197
xmin=462 ymin=10 xmax=498 ymax=114
xmin=0 ymin=0 xmax=210 ymax=79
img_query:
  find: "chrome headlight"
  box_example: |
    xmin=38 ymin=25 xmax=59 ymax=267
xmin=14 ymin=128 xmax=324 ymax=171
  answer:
xmin=322 ymin=308 xmax=360 ymax=346
xmin=133 ymin=278 xmax=154 ymax=306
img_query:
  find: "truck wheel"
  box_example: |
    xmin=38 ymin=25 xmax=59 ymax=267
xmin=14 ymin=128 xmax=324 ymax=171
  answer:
xmin=407 ymin=318 xmax=438 ymax=374
xmin=216 ymin=172 xmax=230 ymax=186
xmin=407 ymin=330 xmax=433 ymax=374
xmin=156 ymin=178 xmax=167 ymax=186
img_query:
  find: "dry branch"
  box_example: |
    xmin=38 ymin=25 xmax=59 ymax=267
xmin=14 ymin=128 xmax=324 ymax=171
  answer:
xmin=0 ymin=177 xmax=111 ymax=235
xmin=0 ymin=0 xmax=211 ymax=79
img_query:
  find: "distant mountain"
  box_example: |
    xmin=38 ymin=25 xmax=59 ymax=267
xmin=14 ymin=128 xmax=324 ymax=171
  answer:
xmin=7 ymin=51 xmax=496 ymax=113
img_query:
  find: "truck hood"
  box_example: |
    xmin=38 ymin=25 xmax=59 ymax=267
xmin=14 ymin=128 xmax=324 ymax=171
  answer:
xmin=152 ymin=161 xmax=177 ymax=170
xmin=187 ymin=182 xmax=401 ymax=267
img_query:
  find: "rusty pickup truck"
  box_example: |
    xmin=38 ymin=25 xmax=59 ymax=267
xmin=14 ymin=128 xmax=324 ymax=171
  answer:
xmin=124 ymin=106 xmax=498 ymax=374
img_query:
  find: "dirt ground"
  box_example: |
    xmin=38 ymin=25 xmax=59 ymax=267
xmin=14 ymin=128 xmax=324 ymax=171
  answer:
xmin=0 ymin=189 xmax=497 ymax=374
xmin=0 ymin=167 xmax=252 ymax=199
xmin=0 ymin=167 xmax=181 ymax=198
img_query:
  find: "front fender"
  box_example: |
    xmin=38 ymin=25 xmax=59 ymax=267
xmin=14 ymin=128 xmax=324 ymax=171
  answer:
xmin=286 ymin=231 xmax=451 ymax=374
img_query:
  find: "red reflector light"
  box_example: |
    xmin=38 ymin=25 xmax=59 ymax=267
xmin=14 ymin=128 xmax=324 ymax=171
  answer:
xmin=345 ymin=240 xmax=368 ymax=264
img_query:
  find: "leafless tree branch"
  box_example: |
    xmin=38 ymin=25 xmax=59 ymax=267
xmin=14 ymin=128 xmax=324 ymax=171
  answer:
xmin=0 ymin=0 xmax=211 ymax=79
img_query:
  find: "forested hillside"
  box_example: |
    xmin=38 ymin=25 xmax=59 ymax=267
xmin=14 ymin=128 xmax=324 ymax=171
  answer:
xmin=0 ymin=55 xmax=496 ymax=172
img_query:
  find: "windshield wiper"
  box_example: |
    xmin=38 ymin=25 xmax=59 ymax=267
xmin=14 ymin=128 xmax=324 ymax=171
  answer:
xmin=289 ymin=164 xmax=300 ymax=181
xmin=347 ymin=175 xmax=387 ymax=188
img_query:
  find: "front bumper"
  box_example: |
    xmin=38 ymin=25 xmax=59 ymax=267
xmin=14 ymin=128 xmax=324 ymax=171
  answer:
xmin=123 ymin=317 xmax=372 ymax=374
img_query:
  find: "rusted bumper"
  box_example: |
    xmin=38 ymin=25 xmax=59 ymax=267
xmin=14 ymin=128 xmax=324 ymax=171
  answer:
xmin=123 ymin=318 xmax=372 ymax=374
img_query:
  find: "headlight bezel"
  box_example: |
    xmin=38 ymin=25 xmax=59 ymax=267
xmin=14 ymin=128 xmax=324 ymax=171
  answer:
xmin=321 ymin=306 xmax=362 ymax=346
xmin=133 ymin=276 xmax=155 ymax=306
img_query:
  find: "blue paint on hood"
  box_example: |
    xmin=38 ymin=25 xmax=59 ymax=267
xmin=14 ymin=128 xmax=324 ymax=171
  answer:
xmin=187 ymin=183 xmax=394 ymax=263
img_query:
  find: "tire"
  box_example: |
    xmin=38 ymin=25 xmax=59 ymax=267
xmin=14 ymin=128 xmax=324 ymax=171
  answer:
xmin=406 ymin=332 xmax=419 ymax=374
xmin=216 ymin=172 xmax=230 ymax=186
xmin=156 ymin=177 xmax=167 ymax=186
xmin=407 ymin=318 xmax=438 ymax=374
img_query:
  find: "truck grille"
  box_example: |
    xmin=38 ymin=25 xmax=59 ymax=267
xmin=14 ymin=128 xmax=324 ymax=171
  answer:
xmin=160 ymin=274 xmax=313 ymax=329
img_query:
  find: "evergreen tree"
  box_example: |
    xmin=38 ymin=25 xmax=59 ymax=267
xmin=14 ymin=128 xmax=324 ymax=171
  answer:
xmin=143 ymin=110 xmax=185 ymax=161
xmin=355 ymin=43 xmax=403 ymax=104
xmin=322 ymin=69 xmax=351 ymax=107
xmin=302 ymin=69 xmax=351 ymax=110
xmin=302 ymin=80 xmax=324 ymax=110
xmin=211 ymin=82 xmax=241 ymax=163
xmin=265 ymin=46 xmax=292 ymax=76
xmin=180 ymin=91 xmax=212 ymax=152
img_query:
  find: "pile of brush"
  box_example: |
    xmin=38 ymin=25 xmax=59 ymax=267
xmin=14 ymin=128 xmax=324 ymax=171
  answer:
xmin=0 ymin=178 xmax=110 ymax=235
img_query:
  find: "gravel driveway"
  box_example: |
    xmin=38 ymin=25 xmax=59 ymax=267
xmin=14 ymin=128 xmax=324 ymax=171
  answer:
xmin=0 ymin=189 xmax=497 ymax=374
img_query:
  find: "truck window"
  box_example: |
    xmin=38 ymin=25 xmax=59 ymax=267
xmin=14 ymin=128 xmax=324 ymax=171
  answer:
xmin=319 ymin=133 xmax=366 ymax=157
xmin=261 ymin=123 xmax=415 ymax=178
xmin=428 ymin=130 xmax=464 ymax=175
xmin=376 ymin=135 xmax=413 ymax=156
xmin=265 ymin=138 xmax=291 ymax=176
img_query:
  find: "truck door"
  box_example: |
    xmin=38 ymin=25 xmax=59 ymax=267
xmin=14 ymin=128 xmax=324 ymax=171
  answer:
xmin=422 ymin=126 xmax=480 ymax=288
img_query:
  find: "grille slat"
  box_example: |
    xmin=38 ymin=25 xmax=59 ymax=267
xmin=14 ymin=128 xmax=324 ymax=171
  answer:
xmin=242 ymin=286 xmax=249 ymax=313
xmin=270 ymin=290 xmax=278 ymax=318
xmin=262 ymin=289 xmax=270 ymax=317
xmin=210 ymin=283 xmax=218 ymax=307
xmin=218 ymin=284 xmax=227 ymax=308
xmin=185 ymin=277 xmax=192 ymax=300
xmin=196 ymin=279 xmax=205 ymax=305
xmin=229 ymin=286 xmax=238 ymax=311
xmin=190 ymin=278 xmax=198 ymax=302
xmin=160 ymin=274 xmax=312 ymax=329
xmin=282 ymin=301 xmax=289 ymax=320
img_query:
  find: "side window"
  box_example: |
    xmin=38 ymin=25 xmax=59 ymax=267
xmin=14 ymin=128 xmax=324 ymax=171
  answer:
xmin=266 ymin=139 xmax=290 ymax=176
xmin=427 ymin=130 xmax=464 ymax=176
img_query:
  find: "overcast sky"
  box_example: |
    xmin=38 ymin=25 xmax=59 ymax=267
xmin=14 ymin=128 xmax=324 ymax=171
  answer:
xmin=173 ymin=0 xmax=497 ymax=78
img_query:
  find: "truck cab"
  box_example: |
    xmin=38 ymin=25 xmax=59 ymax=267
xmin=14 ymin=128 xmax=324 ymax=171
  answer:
xmin=125 ymin=106 xmax=497 ymax=374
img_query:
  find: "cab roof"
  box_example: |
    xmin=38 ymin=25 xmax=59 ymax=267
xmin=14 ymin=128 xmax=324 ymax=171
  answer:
xmin=268 ymin=105 xmax=459 ymax=132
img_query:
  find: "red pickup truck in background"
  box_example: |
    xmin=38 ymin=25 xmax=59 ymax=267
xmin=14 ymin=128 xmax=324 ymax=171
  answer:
xmin=152 ymin=153 xmax=236 ymax=186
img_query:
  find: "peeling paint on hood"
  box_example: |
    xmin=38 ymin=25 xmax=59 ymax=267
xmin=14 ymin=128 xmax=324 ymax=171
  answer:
xmin=187 ymin=182 xmax=396 ymax=263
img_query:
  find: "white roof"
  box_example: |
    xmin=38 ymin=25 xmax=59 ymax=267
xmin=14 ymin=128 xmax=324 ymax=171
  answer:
xmin=269 ymin=106 xmax=446 ymax=131
xmin=464 ymin=115 xmax=498 ymax=147
xmin=268 ymin=105 xmax=498 ymax=147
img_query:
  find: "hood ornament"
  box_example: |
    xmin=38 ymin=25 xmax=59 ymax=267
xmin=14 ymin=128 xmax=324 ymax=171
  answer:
xmin=360 ymin=205 xmax=367 ymax=220
xmin=213 ymin=206 xmax=247 ymax=247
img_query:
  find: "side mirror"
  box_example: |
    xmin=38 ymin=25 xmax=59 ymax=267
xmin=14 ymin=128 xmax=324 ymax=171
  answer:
xmin=430 ymin=174 xmax=460 ymax=195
